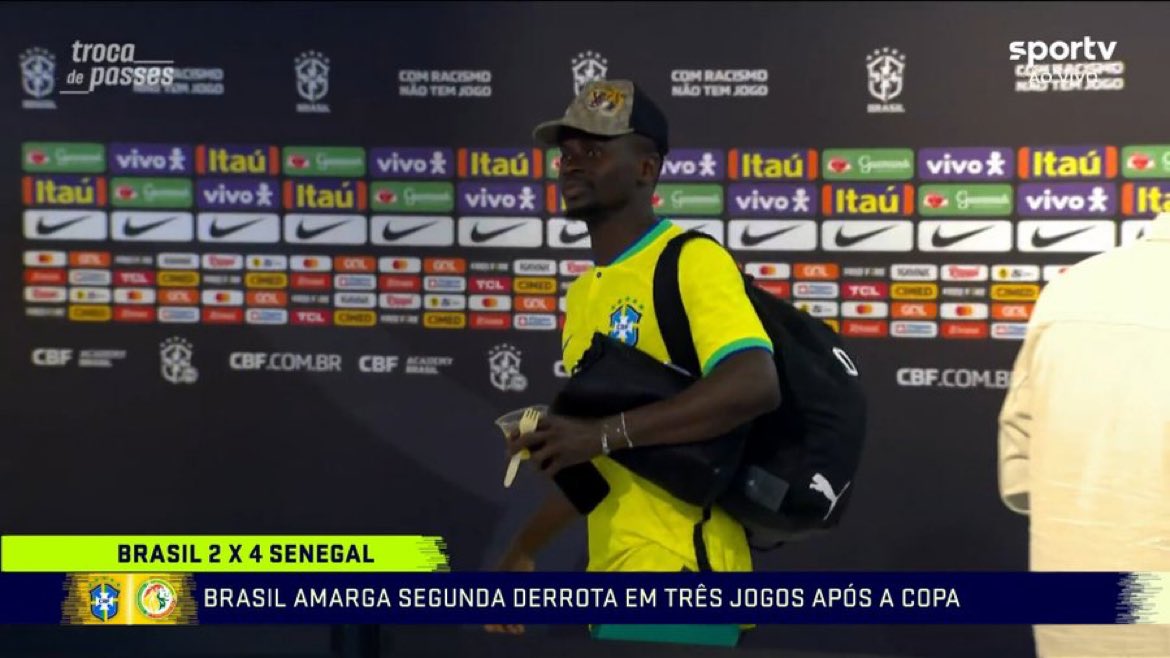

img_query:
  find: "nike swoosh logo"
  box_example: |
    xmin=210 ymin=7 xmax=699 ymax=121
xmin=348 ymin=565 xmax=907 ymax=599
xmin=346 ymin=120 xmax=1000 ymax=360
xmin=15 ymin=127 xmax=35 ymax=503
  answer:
xmin=740 ymin=225 xmax=800 ymax=247
xmin=834 ymin=225 xmax=896 ymax=248
xmin=124 ymin=215 xmax=178 ymax=237
xmin=562 ymin=334 xmax=573 ymax=353
xmin=36 ymin=215 xmax=90 ymax=235
xmin=208 ymin=217 xmax=264 ymax=239
xmin=558 ymin=225 xmax=589 ymax=244
xmin=295 ymin=220 xmax=349 ymax=241
xmin=382 ymin=220 xmax=437 ymax=242
xmin=470 ymin=222 xmax=524 ymax=243
xmin=930 ymin=225 xmax=994 ymax=248
xmin=1031 ymin=225 xmax=1093 ymax=248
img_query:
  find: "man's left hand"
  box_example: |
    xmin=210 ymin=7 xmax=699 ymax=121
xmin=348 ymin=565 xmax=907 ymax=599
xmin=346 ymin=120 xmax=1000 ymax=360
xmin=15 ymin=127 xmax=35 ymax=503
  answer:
xmin=508 ymin=414 xmax=606 ymax=475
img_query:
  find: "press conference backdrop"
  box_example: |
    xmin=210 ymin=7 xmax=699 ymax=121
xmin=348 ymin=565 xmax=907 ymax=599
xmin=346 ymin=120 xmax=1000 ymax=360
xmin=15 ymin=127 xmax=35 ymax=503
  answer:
xmin=2 ymin=2 xmax=1164 ymax=656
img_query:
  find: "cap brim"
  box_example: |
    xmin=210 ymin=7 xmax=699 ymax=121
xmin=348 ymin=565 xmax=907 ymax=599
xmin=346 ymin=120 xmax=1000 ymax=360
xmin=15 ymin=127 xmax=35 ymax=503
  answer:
xmin=532 ymin=119 xmax=634 ymax=147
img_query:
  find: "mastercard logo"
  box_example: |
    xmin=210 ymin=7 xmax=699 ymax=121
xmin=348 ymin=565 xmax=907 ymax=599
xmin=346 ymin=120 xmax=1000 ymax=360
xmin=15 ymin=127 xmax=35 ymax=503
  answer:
xmin=482 ymin=297 xmax=500 ymax=308
xmin=215 ymin=293 xmax=232 ymax=303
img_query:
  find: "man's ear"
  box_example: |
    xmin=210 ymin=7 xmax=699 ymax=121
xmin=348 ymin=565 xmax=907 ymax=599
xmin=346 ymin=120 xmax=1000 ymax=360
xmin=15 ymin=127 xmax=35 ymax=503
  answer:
xmin=640 ymin=153 xmax=662 ymax=186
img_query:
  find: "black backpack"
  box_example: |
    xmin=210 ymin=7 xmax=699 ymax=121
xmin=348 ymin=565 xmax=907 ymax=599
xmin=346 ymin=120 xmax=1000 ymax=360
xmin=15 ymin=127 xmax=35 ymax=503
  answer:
xmin=653 ymin=231 xmax=868 ymax=549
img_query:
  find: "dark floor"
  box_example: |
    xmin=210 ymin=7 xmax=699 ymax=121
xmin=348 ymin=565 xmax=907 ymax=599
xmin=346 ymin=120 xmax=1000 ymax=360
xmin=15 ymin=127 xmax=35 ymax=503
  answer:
xmin=0 ymin=625 xmax=952 ymax=658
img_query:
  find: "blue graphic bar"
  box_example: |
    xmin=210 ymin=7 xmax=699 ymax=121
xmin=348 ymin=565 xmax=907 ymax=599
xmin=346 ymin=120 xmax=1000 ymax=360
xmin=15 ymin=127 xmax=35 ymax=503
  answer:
xmin=0 ymin=572 xmax=1154 ymax=625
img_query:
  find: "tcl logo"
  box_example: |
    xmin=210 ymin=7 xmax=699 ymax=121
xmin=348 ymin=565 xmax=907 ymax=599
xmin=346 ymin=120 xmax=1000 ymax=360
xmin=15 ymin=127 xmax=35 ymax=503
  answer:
xmin=292 ymin=310 xmax=331 ymax=326
xmin=794 ymin=263 xmax=839 ymax=280
xmin=114 ymin=271 xmax=154 ymax=286
xmin=32 ymin=348 xmax=73 ymax=367
xmin=470 ymin=277 xmax=510 ymax=293
xmin=842 ymin=282 xmax=888 ymax=300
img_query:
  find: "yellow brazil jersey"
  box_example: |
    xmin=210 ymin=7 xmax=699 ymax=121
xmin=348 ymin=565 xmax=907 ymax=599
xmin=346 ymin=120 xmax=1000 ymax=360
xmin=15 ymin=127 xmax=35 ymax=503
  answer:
xmin=561 ymin=218 xmax=773 ymax=573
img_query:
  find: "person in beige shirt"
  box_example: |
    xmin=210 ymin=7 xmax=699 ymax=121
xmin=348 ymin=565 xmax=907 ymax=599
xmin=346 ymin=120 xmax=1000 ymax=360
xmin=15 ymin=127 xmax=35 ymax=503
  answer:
xmin=999 ymin=212 xmax=1170 ymax=657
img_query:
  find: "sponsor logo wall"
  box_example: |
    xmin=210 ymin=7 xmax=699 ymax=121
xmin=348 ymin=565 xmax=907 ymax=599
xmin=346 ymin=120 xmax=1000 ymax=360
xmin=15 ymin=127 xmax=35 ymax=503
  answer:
xmin=20 ymin=141 xmax=1154 ymax=339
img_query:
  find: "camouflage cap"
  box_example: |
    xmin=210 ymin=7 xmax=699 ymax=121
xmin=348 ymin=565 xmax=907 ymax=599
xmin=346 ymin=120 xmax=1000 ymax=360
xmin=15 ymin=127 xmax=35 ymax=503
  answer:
xmin=533 ymin=79 xmax=669 ymax=155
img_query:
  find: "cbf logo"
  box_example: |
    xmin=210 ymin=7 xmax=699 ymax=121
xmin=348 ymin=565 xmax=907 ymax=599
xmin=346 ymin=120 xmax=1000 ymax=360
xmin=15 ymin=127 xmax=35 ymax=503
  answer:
xmin=866 ymin=47 xmax=906 ymax=114
xmin=571 ymin=50 xmax=607 ymax=95
xmin=160 ymin=337 xmax=199 ymax=384
xmin=295 ymin=50 xmax=330 ymax=114
xmin=489 ymin=343 xmax=527 ymax=392
xmin=608 ymin=297 xmax=645 ymax=347
xmin=20 ymin=47 xmax=57 ymax=110
xmin=88 ymin=578 xmax=120 ymax=622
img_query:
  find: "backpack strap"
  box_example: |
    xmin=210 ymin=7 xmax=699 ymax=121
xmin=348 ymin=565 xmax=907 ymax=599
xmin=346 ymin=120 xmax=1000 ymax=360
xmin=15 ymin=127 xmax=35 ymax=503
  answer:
xmin=652 ymin=229 xmax=722 ymax=571
xmin=652 ymin=230 xmax=718 ymax=377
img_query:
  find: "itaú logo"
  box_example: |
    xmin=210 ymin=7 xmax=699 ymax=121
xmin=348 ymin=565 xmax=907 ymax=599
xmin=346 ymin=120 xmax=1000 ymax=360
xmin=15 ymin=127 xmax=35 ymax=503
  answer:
xmin=896 ymin=368 xmax=1011 ymax=389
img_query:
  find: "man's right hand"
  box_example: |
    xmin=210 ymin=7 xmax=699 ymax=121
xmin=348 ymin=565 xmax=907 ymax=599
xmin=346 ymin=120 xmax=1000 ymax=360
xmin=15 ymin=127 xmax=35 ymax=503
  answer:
xmin=483 ymin=550 xmax=535 ymax=635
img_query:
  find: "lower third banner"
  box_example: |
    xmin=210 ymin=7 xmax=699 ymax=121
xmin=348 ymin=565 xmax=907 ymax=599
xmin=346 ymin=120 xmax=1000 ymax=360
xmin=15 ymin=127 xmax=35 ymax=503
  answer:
xmin=0 ymin=572 xmax=1166 ymax=625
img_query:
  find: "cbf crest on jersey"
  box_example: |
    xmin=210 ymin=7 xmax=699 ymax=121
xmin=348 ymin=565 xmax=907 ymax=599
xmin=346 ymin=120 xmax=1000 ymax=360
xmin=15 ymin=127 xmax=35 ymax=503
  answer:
xmin=609 ymin=297 xmax=645 ymax=347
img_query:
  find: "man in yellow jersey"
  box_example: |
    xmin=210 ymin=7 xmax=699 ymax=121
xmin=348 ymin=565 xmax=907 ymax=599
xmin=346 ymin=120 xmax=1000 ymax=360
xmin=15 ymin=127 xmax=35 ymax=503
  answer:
xmin=485 ymin=80 xmax=780 ymax=641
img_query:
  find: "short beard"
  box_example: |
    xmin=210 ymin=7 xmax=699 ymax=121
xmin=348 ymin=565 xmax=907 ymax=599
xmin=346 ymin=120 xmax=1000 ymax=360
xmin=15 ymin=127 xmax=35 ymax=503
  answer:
xmin=564 ymin=200 xmax=608 ymax=224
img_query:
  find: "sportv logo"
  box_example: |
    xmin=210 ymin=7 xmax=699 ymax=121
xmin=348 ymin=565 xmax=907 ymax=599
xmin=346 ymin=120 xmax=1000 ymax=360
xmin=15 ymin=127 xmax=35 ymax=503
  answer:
xmin=896 ymin=368 xmax=1011 ymax=390
xmin=1009 ymin=37 xmax=1116 ymax=68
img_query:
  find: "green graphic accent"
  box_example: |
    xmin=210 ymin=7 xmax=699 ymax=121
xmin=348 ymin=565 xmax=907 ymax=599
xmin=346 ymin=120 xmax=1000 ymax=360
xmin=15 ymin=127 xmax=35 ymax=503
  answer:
xmin=370 ymin=181 xmax=454 ymax=212
xmin=282 ymin=146 xmax=366 ymax=177
xmin=109 ymin=177 xmax=193 ymax=208
xmin=22 ymin=142 xmax=105 ymax=173
xmin=1 ymin=535 xmax=450 ymax=573
xmin=823 ymin=148 xmax=914 ymax=181
xmin=546 ymin=148 xmax=562 ymax=179
xmin=1121 ymin=145 xmax=1170 ymax=178
xmin=918 ymin=184 xmax=1014 ymax=216
xmin=652 ymin=184 xmax=723 ymax=215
